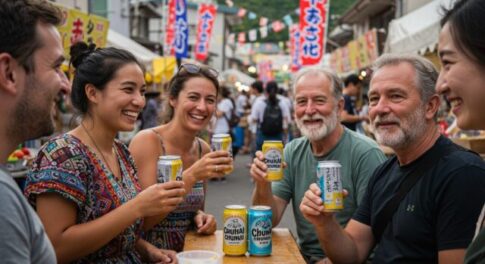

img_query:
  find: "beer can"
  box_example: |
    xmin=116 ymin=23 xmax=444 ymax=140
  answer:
xmin=317 ymin=160 xmax=343 ymax=212
xmin=211 ymin=133 xmax=233 ymax=174
xmin=248 ymin=206 xmax=272 ymax=256
xmin=223 ymin=205 xmax=247 ymax=256
xmin=157 ymin=155 xmax=183 ymax=183
xmin=262 ymin=140 xmax=284 ymax=181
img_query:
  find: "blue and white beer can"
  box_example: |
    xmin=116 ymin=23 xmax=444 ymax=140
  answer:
xmin=248 ymin=205 xmax=272 ymax=256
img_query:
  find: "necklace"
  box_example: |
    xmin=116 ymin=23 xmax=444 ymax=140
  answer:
xmin=81 ymin=122 xmax=118 ymax=178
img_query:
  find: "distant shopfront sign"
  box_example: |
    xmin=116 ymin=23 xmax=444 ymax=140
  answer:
xmin=330 ymin=29 xmax=378 ymax=74
xmin=55 ymin=4 xmax=109 ymax=59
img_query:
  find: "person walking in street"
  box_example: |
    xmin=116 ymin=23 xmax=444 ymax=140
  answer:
xmin=250 ymin=81 xmax=291 ymax=151
xmin=250 ymin=67 xmax=386 ymax=263
xmin=437 ymin=0 xmax=485 ymax=262
xmin=24 ymin=42 xmax=185 ymax=263
xmin=341 ymin=74 xmax=367 ymax=131
xmin=129 ymin=63 xmax=232 ymax=252
xmin=0 ymin=1 xmax=69 ymax=262
xmin=300 ymin=54 xmax=485 ymax=263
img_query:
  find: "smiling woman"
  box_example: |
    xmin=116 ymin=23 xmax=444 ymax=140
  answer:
xmin=437 ymin=1 xmax=485 ymax=263
xmin=24 ymin=42 xmax=185 ymax=263
xmin=129 ymin=63 xmax=233 ymax=252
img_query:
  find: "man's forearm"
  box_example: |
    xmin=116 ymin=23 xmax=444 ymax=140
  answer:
xmin=314 ymin=217 xmax=362 ymax=264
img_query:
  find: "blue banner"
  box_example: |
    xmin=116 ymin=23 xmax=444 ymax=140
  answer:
xmin=174 ymin=0 xmax=188 ymax=58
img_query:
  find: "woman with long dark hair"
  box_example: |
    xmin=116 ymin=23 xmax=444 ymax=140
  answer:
xmin=25 ymin=42 xmax=184 ymax=263
xmin=437 ymin=1 xmax=485 ymax=262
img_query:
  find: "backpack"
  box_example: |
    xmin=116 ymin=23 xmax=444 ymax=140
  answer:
xmin=260 ymin=99 xmax=283 ymax=136
xmin=224 ymin=98 xmax=240 ymax=128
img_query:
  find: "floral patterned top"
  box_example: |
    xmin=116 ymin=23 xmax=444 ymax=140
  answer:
xmin=24 ymin=134 xmax=144 ymax=263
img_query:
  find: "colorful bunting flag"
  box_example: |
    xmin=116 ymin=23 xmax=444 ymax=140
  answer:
xmin=283 ymin=14 xmax=293 ymax=26
xmin=259 ymin=26 xmax=268 ymax=38
xmin=238 ymin=32 xmax=246 ymax=43
xmin=259 ymin=17 xmax=268 ymax=26
xmin=248 ymin=29 xmax=257 ymax=42
xmin=272 ymin=20 xmax=285 ymax=33
xmin=237 ymin=8 xmax=247 ymax=17
xmin=248 ymin=12 xmax=257 ymax=20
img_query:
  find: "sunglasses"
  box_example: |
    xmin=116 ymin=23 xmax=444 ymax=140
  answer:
xmin=178 ymin=63 xmax=219 ymax=78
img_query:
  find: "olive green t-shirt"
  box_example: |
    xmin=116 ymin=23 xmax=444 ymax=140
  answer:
xmin=272 ymin=128 xmax=386 ymax=259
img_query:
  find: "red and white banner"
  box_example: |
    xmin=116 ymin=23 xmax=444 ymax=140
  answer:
xmin=164 ymin=0 xmax=176 ymax=55
xmin=194 ymin=4 xmax=217 ymax=61
xmin=299 ymin=0 xmax=329 ymax=65
xmin=290 ymin=24 xmax=301 ymax=72
xmin=238 ymin=32 xmax=246 ymax=43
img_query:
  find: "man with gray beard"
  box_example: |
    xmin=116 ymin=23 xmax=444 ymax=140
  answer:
xmin=300 ymin=54 xmax=485 ymax=263
xmin=250 ymin=67 xmax=386 ymax=263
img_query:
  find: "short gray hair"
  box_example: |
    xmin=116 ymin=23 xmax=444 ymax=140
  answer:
xmin=293 ymin=67 xmax=344 ymax=101
xmin=372 ymin=54 xmax=438 ymax=103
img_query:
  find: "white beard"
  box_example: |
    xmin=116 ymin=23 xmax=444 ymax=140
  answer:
xmin=295 ymin=111 xmax=338 ymax=141
xmin=372 ymin=105 xmax=427 ymax=149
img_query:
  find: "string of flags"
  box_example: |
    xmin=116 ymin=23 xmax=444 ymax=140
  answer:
xmin=228 ymin=7 xmax=300 ymax=44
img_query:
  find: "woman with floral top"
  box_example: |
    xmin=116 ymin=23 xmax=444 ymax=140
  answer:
xmin=25 ymin=42 xmax=185 ymax=263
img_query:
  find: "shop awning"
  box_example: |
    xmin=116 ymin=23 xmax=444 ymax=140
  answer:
xmin=221 ymin=69 xmax=255 ymax=85
xmin=107 ymin=29 xmax=159 ymax=66
xmin=385 ymin=0 xmax=455 ymax=54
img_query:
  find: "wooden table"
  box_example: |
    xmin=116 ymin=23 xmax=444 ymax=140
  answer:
xmin=184 ymin=228 xmax=306 ymax=263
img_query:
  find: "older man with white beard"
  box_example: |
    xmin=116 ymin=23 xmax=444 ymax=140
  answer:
xmin=300 ymin=54 xmax=485 ymax=264
xmin=250 ymin=67 xmax=386 ymax=263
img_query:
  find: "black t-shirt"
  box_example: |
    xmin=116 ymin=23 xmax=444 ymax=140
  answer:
xmin=353 ymin=136 xmax=485 ymax=263
xmin=342 ymin=94 xmax=357 ymax=131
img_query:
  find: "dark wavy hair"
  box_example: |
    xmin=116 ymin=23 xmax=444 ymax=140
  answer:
xmin=162 ymin=64 xmax=219 ymax=123
xmin=265 ymin=81 xmax=279 ymax=105
xmin=441 ymin=0 xmax=485 ymax=67
xmin=69 ymin=41 xmax=145 ymax=114
xmin=0 ymin=0 xmax=62 ymax=73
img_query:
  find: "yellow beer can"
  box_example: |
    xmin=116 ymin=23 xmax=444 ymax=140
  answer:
xmin=211 ymin=133 xmax=233 ymax=174
xmin=262 ymin=140 xmax=284 ymax=181
xmin=223 ymin=205 xmax=247 ymax=256
xmin=157 ymin=155 xmax=183 ymax=183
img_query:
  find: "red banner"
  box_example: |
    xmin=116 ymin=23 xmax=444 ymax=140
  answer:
xmin=194 ymin=4 xmax=217 ymax=61
xmin=164 ymin=0 xmax=176 ymax=55
xmin=289 ymin=24 xmax=301 ymax=72
xmin=299 ymin=0 xmax=329 ymax=65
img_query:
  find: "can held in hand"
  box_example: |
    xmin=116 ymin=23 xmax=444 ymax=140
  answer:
xmin=157 ymin=155 xmax=183 ymax=183
xmin=248 ymin=206 xmax=272 ymax=256
xmin=223 ymin=205 xmax=247 ymax=256
xmin=317 ymin=160 xmax=343 ymax=212
xmin=262 ymin=140 xmax=284 ymax=181
xmin=211 ymin=133 xmax=233 ymax=174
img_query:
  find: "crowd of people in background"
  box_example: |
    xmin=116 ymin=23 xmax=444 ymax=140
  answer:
xmin=1 ymin=0 xmax=485 ymax=263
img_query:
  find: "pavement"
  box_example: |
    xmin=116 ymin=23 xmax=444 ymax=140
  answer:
xmin=204 ymin=152 xmax=297 ymax=237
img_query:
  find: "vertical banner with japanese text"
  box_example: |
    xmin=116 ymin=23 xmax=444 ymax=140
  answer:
xmin=299 ymin=0 xmax=329 ymax=66
xmin=164 ymin=0 xmax=176 ymax=55
xmin=194 ymin=4 xmax=217 ymax=61
xmin=174 ymin=0 xmax=188 ymax=59
xmin=289 ymin=24 xmax=301 ymax=72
